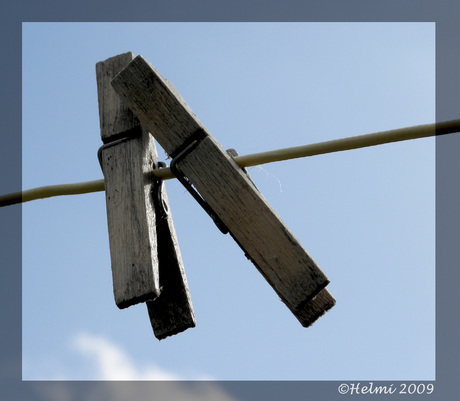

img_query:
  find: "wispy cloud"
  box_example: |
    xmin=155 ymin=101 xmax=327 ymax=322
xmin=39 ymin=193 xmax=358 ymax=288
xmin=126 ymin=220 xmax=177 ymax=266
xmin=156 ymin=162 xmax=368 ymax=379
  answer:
xmin=24 ymin=332 xmax=212 ymax=381
xmin=31 ymin=333 xmax=243 ymax=401
xmin=26 ymin=332 xmax=242 ymax=400
xmin=72 ymin=332 xmax=180 ymax=381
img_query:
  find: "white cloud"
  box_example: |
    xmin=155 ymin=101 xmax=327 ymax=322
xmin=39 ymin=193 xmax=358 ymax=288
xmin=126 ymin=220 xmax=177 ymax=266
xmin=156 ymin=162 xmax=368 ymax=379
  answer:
xmin=24 ymin=331 xmax=214 ymax=382
xmin=26 ymin=332 xmax=241 ymax=400
xmin=72 ymin=332 xmax=182 ymax=381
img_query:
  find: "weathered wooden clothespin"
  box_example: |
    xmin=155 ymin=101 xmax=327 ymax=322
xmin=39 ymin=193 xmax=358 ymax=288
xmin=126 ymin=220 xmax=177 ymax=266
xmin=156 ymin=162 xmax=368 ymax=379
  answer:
xmin=111 ymin=55 xmax=335 ymax=327
xmin=96 ymin=53 xmax=195 ymax=339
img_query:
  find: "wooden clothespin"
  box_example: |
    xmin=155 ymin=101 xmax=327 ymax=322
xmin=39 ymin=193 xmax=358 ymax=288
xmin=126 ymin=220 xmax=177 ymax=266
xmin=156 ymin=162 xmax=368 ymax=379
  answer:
xmin=96 ymin=52 xmax=195 ymax=339
xmin=111 ymin=55 xmax=335 ymax=327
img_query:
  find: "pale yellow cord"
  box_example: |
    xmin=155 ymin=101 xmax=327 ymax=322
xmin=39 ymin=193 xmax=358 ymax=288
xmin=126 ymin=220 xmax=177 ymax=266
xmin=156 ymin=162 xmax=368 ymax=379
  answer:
xmin=1 ymin=119 xmax=458 ymax=207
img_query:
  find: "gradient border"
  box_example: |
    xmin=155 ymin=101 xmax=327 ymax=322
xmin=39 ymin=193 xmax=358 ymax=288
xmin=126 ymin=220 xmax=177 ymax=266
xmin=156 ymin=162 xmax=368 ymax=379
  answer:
xmin=1 ymin=1 xmax=458 ymax=400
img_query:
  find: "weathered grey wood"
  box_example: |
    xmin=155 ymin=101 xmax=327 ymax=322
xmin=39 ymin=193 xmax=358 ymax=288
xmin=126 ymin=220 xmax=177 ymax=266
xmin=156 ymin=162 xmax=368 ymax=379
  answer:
xmin=99 ymin=131 xmax=160 ymax=308
xmin=96 ymin=54 xmax=196 ymax=339
xmin=111 ymin=55 xmax=335 ymax=325
xmin=97 ymin=52 xmax=142 ymax=142
xmin=289 ymin=287 xmax=335 ymax=327
xmin=146 ymin=177 xmax=196 ymax=339
xmin=140 ymin=150 xmax=196 ymax=339
xmin=178 ymin=137 xmax=334 ymax=321
xmin=97 ymin=53 xmax=160 ymax=308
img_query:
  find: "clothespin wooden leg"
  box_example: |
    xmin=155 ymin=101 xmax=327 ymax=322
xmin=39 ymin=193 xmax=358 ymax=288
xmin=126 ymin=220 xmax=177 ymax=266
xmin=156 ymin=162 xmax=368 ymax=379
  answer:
xmin=96 ymin=52 xmax=160 ymax=308
xmin=226 ymin=149 xmax=335 ymax=327
xmin=97 ymin=53 xmax=195 ymax=338
xmin=146 ymin=158 xmax=196 ymax=340
xmin=111 ymin=55 xmax=335 ymax=327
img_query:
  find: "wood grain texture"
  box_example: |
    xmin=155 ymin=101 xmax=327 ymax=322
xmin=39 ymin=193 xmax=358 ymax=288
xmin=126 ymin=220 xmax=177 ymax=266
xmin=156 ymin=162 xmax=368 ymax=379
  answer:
xmin=111 ymin=55 xmax=335 ymax=324
xmin=96 ymin=52 xmax=141 ymax=142
xmin=99 ymin=130 xmax=160 ymax=308
xmin=97 ymin=54 xmax=196 ymax=338
xmin=146 ymin=177 xmax=196 ymax=339
xmin=97 ymin=52 xmax=161 ymax=308
xmin=289 ymin=287 xmax=336 ymax=327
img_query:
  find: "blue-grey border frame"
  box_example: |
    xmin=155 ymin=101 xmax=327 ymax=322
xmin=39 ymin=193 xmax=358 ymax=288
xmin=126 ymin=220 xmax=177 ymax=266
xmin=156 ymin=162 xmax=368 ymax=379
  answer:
xmin=1 ymin=1 xmax=458 ymax=400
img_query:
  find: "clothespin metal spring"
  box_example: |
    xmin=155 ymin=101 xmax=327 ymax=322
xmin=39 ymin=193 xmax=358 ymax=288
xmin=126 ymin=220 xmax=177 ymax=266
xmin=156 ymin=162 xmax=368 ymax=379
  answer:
xmin=97 ymin=131 xmax=141 ymax=171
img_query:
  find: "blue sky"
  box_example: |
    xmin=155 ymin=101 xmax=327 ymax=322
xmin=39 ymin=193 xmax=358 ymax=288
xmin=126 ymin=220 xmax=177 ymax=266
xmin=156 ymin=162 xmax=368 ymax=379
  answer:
xmin=22 ymin=22 xmax=435 ymax=381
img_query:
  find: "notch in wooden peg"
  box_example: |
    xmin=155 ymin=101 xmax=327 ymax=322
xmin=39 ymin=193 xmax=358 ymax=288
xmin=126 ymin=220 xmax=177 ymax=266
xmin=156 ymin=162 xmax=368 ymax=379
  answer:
xmin=111 ymin=55 xmax=335 ymax=327
xmin=96 ymin=53 xmax=195 ymax=339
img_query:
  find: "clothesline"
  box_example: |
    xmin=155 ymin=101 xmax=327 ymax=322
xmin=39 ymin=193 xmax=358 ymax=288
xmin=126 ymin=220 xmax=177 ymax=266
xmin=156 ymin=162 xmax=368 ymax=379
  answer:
xmin=1 ymin=119 xmax=459 ymax=207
